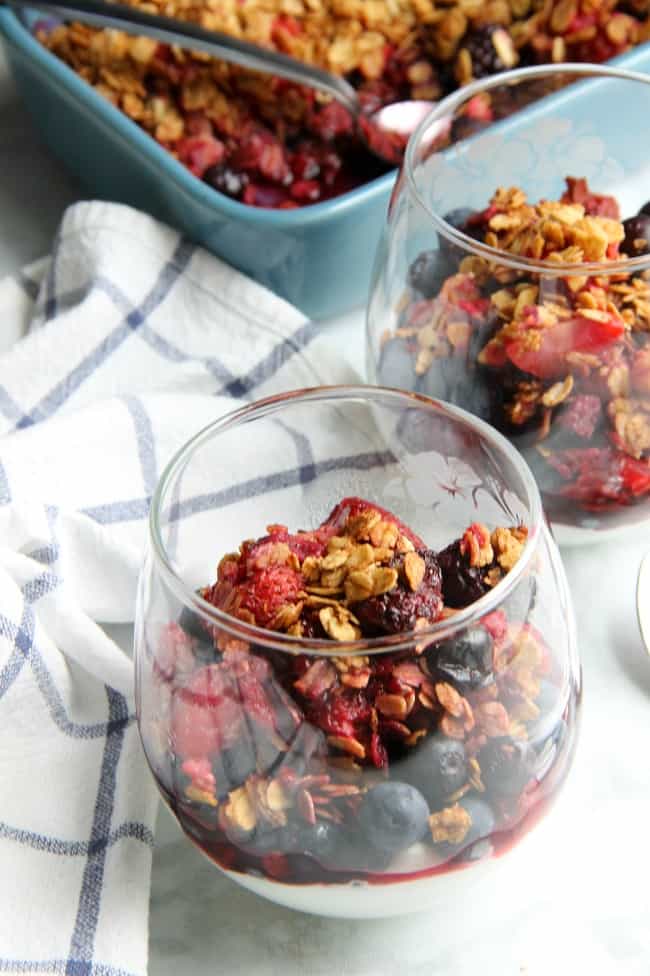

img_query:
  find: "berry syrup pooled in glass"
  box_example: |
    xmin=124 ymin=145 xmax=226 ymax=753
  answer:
xmin=379 ymin=179 xmax=650 ymax=523
xmin=142 ymin=497 xmax=574 ymax=886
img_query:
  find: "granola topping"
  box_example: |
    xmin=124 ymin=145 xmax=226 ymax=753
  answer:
xmin=379 ymin=178 xmax=650 ymax=521
xmin=36 ymin=2 xmax=650 ymax=208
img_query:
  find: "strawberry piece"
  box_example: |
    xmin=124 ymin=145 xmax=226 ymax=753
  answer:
xmin=481 ymin=610 xmax=508 ymax=642
xmin=176 ymin=136 xmax=225 ymax=177
xmin=321 ymin=496 xmax=426 ymax=548
xmin=171 ymin=665 xmax=242 ymax=759
xmin=561 ymin=177 xmax=619 ymax=219
xmin=504 ymin=313 xmax=625 ymax=380
xmin=621 ymin=456 xmax=650 ymax=497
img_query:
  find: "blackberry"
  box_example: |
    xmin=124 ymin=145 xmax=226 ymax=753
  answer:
xmin=478 ymin=738 xmax=532 ymax=798
xmin=621 ymin=214 xmax=650 ymax=257
xmin=402 ymin=736 xmax=468 ymax=807
xmin=352 ymin=549 xmax=443 ymax=635
xmin=436 ymin=540 xmax=489 ymax=608
xmin=204 ymin=164 xmax=249 ymax=199
xmin=461 ymin=25 xmax=517 ymax=80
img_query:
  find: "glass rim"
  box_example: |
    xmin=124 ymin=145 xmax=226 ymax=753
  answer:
xmin=404 ymin=62 xmax=650 ymax=278
xmin=148 ymin=385 xmax=544 ymax=656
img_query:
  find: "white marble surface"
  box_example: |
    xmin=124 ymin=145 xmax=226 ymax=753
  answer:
xmin=2 ymin=44 xmax=650 ymax=975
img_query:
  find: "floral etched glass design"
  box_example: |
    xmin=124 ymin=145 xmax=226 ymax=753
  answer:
xmin=368 ymin=65 xmax=650 ymax=534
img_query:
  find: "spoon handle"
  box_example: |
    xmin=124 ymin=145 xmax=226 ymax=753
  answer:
xmin=7 ymin=0 xmax=360 ymax=115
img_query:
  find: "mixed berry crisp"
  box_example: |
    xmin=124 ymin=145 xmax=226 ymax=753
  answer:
xmin=378 ymin=180 xmax=650 ymax=522
xmin=141 ymin=496 xmax=576 ymax=886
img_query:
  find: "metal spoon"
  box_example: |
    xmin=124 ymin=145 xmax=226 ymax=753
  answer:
xmin=8 ymin=0 xmax=435 ymax=161
xmin=637 ymin=549 xmax=650 ymax=654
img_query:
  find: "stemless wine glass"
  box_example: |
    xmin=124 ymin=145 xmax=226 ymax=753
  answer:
xmin=367 ymin=64 xmax=650 ymax=542
xmin=135 ymin=387 xmax=579 ymax=917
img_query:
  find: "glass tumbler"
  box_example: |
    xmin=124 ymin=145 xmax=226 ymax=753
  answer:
xmin=134 ymin=386 xmax=580 ymax=917
xmin=367 ymin=64 xmax=650 ymax=539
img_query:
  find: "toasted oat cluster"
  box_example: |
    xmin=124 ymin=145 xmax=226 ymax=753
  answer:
xmin=36 ymin=1 xmax=650 ymax=207
xmin=203 ymin=496 xmax=526 ymax=639
xmin=379 ymin=178 xmax=650 ymax=517
xmin=141 ymin=496 xmax=574 ymax=887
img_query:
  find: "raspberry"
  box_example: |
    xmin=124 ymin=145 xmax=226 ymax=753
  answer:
xmin=546 ymin=448 xmax=628 ymax=508
xmin=309 ymin=690 xmax=372 ymax=739
xmin=209 ymin=561 xmax=302 ymax=629
xmin=557 ymin=395 xmax=602 ymax=440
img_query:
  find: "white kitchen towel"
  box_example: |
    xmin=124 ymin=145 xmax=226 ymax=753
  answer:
xmin=0 ymin=202 xmax=358 ymax=975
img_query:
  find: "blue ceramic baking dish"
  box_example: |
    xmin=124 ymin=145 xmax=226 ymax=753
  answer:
xmin=0 ymin=6 xmax=395 ymax=319
xmin=3 ymin=9 xmax=650 ymax=319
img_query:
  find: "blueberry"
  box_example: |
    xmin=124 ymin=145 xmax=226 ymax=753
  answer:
xmin=210 ymin=752 xmax=231 ymax=801
xmin=377 ymin=338 xmax=416 ymax=390
xmin=244 ymin=823 xmax=299 ymax=855
xmin=356 ymin=841 xmax=393 ymax=872
xmin=427 ymin=627 xmax=494 ymax=690
xmin=478 ymin=738 xmax=532 ymax=798
xmin=417 ymin=354 xmax=493 ymax=424
xmin=222 ymin=740 xmax=257 ymax=790
xmin=439 ymin=207 xmax=477 ymax=264
xmin=402 ymin=736 xmax=468 ymax=807
xmin=460 ymin=795 xmax=496 ymax=843
xmin=339 ymin=829 xmax=393 ymax=872
xmin=442 ymin=207 xmax=475 ymax=230
xmin=298 ymin=821 xmax=341 ymax=862
xmin=177 ymin=605 xmax=209 ymax=642
xmin=358 ymin=781 xmax=430 ymax=852
xmin=177 ymin=605 xmax=217 ymax=664
xmin=407 ymin=250 xmax=451 ymax=298
xmin=622 ymin=215 xmax=650 ymax=257
xmin=304 ymin=822 xmax=391 ymax=872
